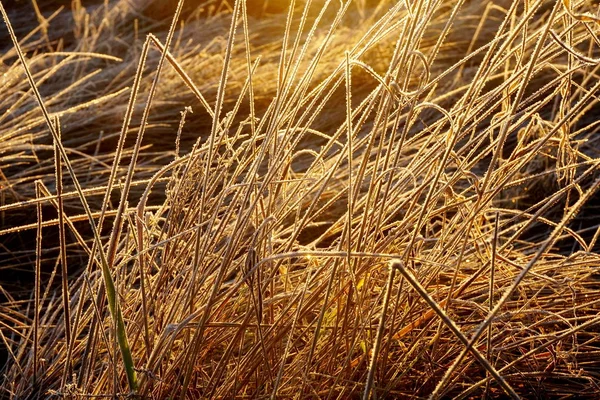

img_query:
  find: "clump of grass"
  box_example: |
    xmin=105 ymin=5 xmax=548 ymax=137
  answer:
xmin=3 ymin=0 xmax=600 ymax=398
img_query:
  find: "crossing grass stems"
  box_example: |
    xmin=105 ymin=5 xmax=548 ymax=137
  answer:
xmin=2 ymin=0 xmax=600 ymax=398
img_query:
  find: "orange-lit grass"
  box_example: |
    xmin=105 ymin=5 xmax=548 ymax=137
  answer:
xmin=3 ymin=0 xmax=600 ymax=399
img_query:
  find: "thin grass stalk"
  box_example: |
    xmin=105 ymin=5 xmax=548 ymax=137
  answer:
xmin=484 ymin=214 xmax=499 ymax=398
xmin=86 ymin=0 xmax=183 ymax=388
xmin=445 ymin=172 xmax=600 ymax=396
xmin=434 ymin=0 xmax=556 ymax=352
xmin=81 ymin=273 xmax=116 ymax=369
xmin=104 ymin=0 xmax=184 ymax=273
xmin=176 ymin=0 xmax=248 ymax=395
xmin=270 ymin=260 xmax=316 ymax=399
xmin=362 ymin=262 xmax=397 ymax=400
xmin=147 ymin=34 xmax=214 ymax=118
xmin=240 ymin=0 xmax=256 ymax=138
xmin=33 ymin=181 xmax=42 ymax=387
xmin=480 ymin=1 xmax=560 ymax=195
xmin=458 ymin=312 xmax=600 ymax=399
xmin=390 ymin=260 xmax=519 ymax=400
xmin=0 ymin=2 xmax=137 ymax=391
xmin=205 ymin=309 xmax=256 ymax=398
xmin=401 ymin=102 xmax=455 ymax=263
xmin=134 ymin=157 xmax=195 ymax=366
xmin=64 ymin=267 xmax=88 ymax=389
xmin=199 ymin=0 xmax=241 ymax=211
xmin=443 ymin=96 xmax=600 ymax=286
xmin=244 ymin=248 xmax=272 ymax=382
xmin=301 ymin=172 xmax=352 ymax=393
xmin=52 ymin=115 xmax=72 ymax=388
xmin=346 ymin=51 xmax=354 ymax=277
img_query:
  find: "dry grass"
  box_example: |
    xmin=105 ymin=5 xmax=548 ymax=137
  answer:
xmin=3 ymin=0 xmax=600 ymax=398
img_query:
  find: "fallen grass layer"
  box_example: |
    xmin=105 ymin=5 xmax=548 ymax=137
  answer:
xmin=3 ymin=0 xmax=600 ymax=398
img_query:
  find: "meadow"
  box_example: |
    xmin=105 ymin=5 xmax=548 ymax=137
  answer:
xmin=2 ymin=0 xmax=600 ymax=398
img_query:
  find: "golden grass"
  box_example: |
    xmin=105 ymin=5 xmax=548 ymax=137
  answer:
xmin=3 ymin=0 xmax=600 ymax=398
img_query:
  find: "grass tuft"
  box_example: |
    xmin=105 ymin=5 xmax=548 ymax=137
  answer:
xmin=3 ymin=0 xmax=600 ymax=398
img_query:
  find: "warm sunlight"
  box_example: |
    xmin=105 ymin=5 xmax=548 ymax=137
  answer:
xmin=2 ymin=0 xmax=600 ymax=398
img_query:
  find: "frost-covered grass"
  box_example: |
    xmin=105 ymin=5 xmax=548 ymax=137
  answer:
xmin=3 ymin=0 xmax=600 ymax=398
